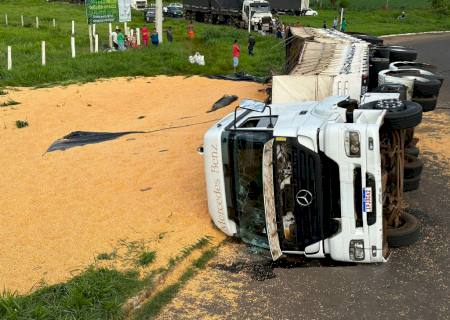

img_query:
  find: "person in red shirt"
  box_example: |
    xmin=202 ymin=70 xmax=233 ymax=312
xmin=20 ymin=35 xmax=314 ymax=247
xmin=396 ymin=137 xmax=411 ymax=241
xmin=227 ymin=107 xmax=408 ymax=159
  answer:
xmin=141 ymin=25 xmax=149 ymax=47
xmin=232 ymin=39 xmax=240 ymax=73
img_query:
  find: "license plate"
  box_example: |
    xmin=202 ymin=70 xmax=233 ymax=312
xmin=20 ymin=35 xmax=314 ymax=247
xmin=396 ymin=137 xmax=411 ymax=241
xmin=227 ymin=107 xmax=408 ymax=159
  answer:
xmin=362 ymin=187 xmax=372 ymax=213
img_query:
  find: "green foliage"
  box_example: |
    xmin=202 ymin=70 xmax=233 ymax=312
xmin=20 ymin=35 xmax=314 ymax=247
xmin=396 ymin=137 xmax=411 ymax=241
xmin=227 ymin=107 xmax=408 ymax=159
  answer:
xmin=339 ymin=0 xmax=349 ymax=8
xmin=136 ymin=251 xmax=157 ymax=267
xmin=15 ymin=120 xmax=28 ymax=128
xmin=430 ymin=0 xmax=449 ymax=14
xmin=1 ymin=99 xmax=20 ymax=107
xmin=0 ymin=267 xmax=143 ymax=320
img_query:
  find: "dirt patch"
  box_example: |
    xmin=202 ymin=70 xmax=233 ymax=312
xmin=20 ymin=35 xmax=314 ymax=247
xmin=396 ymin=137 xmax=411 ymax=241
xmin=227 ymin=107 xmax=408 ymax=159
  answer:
xmin=0 ymin=76 xmax=266 ymax=293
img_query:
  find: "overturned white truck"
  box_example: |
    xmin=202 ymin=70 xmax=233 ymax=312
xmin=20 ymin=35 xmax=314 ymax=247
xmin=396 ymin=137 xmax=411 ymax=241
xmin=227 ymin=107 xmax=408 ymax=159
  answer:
xmin=202 ymin=27 xmax=443 ymax=263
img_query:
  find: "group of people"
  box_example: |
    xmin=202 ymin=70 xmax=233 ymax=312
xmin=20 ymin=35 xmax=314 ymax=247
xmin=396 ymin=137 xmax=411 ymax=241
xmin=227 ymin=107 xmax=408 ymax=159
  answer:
xmin=231 ymin=34 xmax=257 ymax=72
xmin=110 ymin=25 xmax=175 ymax=51
xmin=323 ymin=16 xmax=347 ymax=32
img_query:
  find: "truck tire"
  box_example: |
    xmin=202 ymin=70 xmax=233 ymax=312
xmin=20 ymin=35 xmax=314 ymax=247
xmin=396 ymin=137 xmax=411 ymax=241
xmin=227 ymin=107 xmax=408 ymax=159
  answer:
xmin=412 ymin=96 xmax=438 ymax=112
xmin=375 ymin=83 xmax=407 ymax=100
xmin=389 ymin=48 xmax=418 ymax=62
xmin=347 ymin=32 xmax=383 ymax=45
xmin=413 ymin=77 xmax=442 ymax=97
xmin=387 ymin=212 xmax=420 ymax=247
xmin=404 ymin=175 xmax=421 ymax=192
xmin=404 ymin=155 xmax=423 ymax=179
xmin=389 ymin=61 xmax=437 ymax=72
xmin=405 ymin=146 xmax=420 ymax=157
xmin=360 ymin=100 xmax=422 ymax=130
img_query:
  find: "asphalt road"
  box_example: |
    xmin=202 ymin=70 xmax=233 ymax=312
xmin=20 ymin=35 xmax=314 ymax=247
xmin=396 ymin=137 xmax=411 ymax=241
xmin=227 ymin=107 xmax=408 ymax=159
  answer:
xmin=158 ymin=33 xmax=450 ymax=320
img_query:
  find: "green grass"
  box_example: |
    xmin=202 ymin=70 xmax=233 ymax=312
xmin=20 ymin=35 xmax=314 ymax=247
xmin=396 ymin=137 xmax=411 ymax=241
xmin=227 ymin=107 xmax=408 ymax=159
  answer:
xmin=0 ymin=0 xmax=283 ymax=87
xmin=15 ymin=119 xmax=28 ymax=128
xmin=137 ymin=251 xmax=157 ymax=267
xmin=0 ymin=236 xmax=215 ymax=320
xmin=133 ymin=248 xmax=217 ymax=320
xmin=0 ymin=267 xmax=144 ymax=320
xmin=1 ymin=99 xmax=20 ymax=107
xmin=1 ymin=0 xmax=448 ymax=87
xmin=280 ymin=8 xmax=450 ymax=36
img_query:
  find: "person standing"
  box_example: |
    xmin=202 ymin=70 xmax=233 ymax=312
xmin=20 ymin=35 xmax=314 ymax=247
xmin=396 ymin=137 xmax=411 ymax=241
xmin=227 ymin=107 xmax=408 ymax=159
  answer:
xmin=151 ymin=28 xmax=159 ymax=46
xmin=332 ymin=16 xmax=338 ymax=29
xmin=248 ymin=35 xmax=255 ymax=56
xmin=167 ymin=26 xmax=173 ymax=43
xmin=187 ymin=21 xmax=195 ymax=39
xmin=117 ymin=28 xmax=126 ymax=51
xmin=141 ymin=25 xmax=149 ymax=47
xmin=111 ymin=26 xmax=119 ymax=50
xmin=341 ymin=17 xmax=347 ymax=32
xmin=323 ymin=20 xmax=327 ymax=29
xmin=232 ymin=39 xmax=240 ymax=72
xmin=276 ymin=26 xmax=282 ymax=39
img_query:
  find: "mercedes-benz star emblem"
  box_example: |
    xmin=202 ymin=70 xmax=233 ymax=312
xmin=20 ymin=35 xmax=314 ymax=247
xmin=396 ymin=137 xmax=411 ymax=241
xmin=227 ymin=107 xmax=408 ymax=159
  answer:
xmin=296 ymin=189 xmax=313 ymax=207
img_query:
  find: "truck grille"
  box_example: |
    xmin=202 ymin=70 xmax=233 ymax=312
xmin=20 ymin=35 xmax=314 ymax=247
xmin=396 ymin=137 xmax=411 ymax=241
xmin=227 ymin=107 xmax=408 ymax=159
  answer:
xmin=274 ymin=138 xmax=340 ymax=251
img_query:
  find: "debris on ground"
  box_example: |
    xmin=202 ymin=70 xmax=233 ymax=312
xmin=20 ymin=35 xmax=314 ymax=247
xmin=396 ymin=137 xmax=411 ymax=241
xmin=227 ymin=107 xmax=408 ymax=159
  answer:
xmin=207 ymin=72 xmax=269 ymax=84
xmin=47 ymin=131 xmax=145 ymax=152
xmin=208 ymin=95 xmax=238 ymax=113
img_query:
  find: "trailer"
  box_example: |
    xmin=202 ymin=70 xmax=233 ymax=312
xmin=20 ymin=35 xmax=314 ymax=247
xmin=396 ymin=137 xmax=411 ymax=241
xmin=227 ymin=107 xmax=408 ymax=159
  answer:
xmin=267 ymin=0 xmax=309 ymax=15
xmin=184 ymin=0 xmax=275 ymax=31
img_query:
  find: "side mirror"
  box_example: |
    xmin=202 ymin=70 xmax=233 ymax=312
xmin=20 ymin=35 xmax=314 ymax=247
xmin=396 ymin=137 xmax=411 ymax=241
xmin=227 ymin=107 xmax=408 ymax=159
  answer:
xmin=239 ymin=99 xmax=266 ymax=112
xmin=234 ymin=99 xmax=273 ymax=129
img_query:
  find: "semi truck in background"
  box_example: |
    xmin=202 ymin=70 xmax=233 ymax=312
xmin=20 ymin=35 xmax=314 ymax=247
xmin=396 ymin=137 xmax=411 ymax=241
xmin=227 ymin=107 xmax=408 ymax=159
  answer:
xmin=267 ymin=0 xmax=310 ymax=15
xmin=200 ymin=27 xmax=444 ymax=263
xmin=131 ymin=0 xmax=148 ymax=10
xmin=184 ymin=0 xmax=275 ymax=31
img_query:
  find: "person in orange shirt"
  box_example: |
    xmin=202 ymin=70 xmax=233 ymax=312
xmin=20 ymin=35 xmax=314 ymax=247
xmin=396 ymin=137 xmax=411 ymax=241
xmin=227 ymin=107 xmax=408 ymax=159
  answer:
xmin=187 ymin=21 xmax=195 ymax=39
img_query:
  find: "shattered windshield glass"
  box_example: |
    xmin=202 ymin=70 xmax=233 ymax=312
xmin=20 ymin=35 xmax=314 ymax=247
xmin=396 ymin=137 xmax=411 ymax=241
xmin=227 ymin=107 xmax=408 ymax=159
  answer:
xmin=230 ymin=131 xmax=272 ymax=249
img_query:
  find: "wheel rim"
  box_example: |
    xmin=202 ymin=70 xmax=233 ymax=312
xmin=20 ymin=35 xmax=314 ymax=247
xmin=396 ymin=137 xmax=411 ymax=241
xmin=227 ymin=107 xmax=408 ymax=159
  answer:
xmin=373 ymin=99 xmax=406 ymax=112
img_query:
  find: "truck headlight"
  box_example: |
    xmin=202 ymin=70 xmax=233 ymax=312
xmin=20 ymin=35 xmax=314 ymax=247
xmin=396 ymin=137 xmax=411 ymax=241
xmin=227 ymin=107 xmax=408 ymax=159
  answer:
xmin=345 ymin=130 xmax=361 ymax=157
xmin=349 ymin=240 xmax=365 ymax=261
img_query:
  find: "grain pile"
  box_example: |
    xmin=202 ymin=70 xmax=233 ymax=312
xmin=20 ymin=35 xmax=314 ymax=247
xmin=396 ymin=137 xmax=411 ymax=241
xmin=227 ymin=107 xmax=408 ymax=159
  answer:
xmin=0 ymin=76 xmax=266 ymax=293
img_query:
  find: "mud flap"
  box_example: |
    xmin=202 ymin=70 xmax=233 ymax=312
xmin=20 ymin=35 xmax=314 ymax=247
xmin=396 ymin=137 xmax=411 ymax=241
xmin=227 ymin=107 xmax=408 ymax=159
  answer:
xmin=263 ymin=139 xmax=283 ymax=260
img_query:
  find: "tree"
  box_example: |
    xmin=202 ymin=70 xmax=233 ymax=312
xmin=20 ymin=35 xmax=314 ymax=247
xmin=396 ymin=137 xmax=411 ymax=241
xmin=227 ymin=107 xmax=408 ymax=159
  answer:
xmin=330 ymin=0 xmax=337 ymax=7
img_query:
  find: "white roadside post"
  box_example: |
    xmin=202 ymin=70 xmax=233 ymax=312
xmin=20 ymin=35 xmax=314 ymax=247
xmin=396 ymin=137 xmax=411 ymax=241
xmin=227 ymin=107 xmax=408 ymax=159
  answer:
xmin=21 ymin=15 xmax=24 ymax=27
xmin=53 ymin=18 xmax=56 ymax=28
xmin=156 ymin=0 xmax=163 ymax=43
xmin=41 ymin=41 xmax=46 ymax=66
xmin=247 ymin=8 xmax=252 ymax=33
xmin=72 ymin=20 xmax=75 ymax=34
xmin=7 ymin=46 xmax=12 ymax=70
xmin=93 ymin=23 xmax=96 ymax=36
xmin=5 ymin=14 xmax=8 ymax=27
xmin=71 ymin=36 xmax=76 ymax=58
xmin=36 ymin=16 xmax=39 ymax=28
xmin=88 ymin=24 xmax=94 ymax=53
xmin=340 ymin=8 xmax=344 ymax=31
xmin=108 ymin=23 xmax=113 ymax=48
xmin=95 ymin=34 xmax=99 ymax=53
xmin=136 ymin=27 xmax=141 ymax=46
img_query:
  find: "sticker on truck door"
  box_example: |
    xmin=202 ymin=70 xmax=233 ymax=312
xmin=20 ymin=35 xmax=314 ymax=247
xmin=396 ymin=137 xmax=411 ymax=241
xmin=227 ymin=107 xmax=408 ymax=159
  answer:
xmin=362 ymin=187 xmax=373 ymax=213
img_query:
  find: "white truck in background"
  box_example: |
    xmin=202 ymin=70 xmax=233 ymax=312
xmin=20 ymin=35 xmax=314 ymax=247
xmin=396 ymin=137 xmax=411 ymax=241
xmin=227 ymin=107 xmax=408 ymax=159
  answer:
xmin=201 ymin=27 xmax=444 ymax=263
xmin=131 ymin=0 xmax=147 ymax=10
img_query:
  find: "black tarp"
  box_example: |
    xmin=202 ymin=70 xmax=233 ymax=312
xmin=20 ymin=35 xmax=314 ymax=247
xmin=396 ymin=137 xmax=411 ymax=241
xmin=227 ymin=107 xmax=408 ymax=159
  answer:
xmin=47 ymin=131 xmax=145 ymax=152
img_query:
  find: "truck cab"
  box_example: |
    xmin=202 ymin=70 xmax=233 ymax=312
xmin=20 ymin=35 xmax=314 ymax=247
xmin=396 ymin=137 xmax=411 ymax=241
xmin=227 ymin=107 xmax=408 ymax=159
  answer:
xmin=203 ymin=96 xmax=388 ymax=263
xmin=242 ymin=0 xmax=274 ymax=31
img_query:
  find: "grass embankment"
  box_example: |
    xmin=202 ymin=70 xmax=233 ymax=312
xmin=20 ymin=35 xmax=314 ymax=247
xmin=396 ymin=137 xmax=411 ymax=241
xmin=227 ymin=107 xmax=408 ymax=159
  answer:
xmin=1 ymin=0 xmax=449 ymax=87
xmin=281 ymin=8 xmax=450 ymax=36
xmin=0 ymin=0 xmax=283 ymax=87
xmin=0 ymin=236 xmax=217 ymax=319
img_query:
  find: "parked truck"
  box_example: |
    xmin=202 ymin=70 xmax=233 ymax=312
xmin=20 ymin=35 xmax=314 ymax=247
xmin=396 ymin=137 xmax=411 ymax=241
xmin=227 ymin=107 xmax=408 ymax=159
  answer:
xmin=183 ymin=0 xmax=275 ymax=31
xmin=200 ymin=27 xmax=443 ymax=263
xmin=267 ymin=0 xmax=309 ymax=15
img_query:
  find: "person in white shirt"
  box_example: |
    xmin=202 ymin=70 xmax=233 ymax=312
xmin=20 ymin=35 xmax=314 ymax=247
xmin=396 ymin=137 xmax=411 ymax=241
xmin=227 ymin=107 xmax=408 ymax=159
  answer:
xmin=111 ymin=26 xmax=119 ymax=50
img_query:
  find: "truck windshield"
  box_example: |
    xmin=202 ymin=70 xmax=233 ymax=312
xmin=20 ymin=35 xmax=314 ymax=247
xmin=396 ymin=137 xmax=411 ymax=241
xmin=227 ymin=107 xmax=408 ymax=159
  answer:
xmin=225 ymin=131 xmax=272 ymax=249
xmin=251 ymin=4 xmax=270 ymax=13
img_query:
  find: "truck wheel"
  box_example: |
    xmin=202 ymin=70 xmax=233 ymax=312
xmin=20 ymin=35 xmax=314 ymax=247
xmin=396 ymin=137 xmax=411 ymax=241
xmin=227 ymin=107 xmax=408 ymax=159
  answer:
xmin=375 ymin=83 xmax=408 ymax=100
xmin=369 ymin=57 xmax=390 ymax=90
xmin=387 ymin=212 xmax=420 ymax=247
xmin=412 ymin=96 xmax=438 ymax=112
xmin=360 ymin=100 xmax=422 ymax=130
xmin=405 ymin=146 xmax=420 ymax=157
xmin=404 ymin=154 xmax=423 ymax=179
xmin=347 ymin=32 xmax=383 ymax=45
xmin=413 ymin=77 xmax=442 ymax=97
xmin=404 ymin=175 xmax=421 ymax=192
